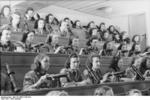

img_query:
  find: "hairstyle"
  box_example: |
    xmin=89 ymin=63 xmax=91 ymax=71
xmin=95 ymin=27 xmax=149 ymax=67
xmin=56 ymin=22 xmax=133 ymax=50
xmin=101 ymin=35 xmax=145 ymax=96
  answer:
xmin=130 ymin=43 xmax=141 ymax=53
xmin=73 ymin=20 xmax=81 ymax=28
xmin=89 ymin=28 xmax=98 ymax=37
xmin=45 ymin=13 xmax=54 ymax=24
xmin=103 ymin=41 xmax=112 ymax=50
xmin=128 ymin=89 xmax=142 ymax=96
xmin=31 ymin=53 xmax=49 ymax=73
xmin=132 ymin=35 xmax=140 ymax=43
xmin=99 ymin=22 xmax=105 ymax=30
xmin=34 ymin=18 xmax=46 ymax=30
xmin=87 ymin=21 xmax=95 ymax=29
xmin=94 ymin=86 xmax=114 ymax=96
xmin=0 ymin=5 xmax=11 ymax=16
xmin=68 ymin=36 xmax=79 ymax=46
xmin=46 ymin=90 xmax=68 ymax=96
xmin=65 ymin=53 xmax=79 ymax=69
xmin=25 ymin=7 xmax=34 ymax=14
xmin=108 ymin=25 xmax=115 ymax=33
xmin=21 ymin=31 xmax=35 ymax=43
xmin=45 ymin=14 xmax=59 ymax=25
xmin=10 ymin=12 xmax=21 ymax=27
xmin=86 ymin=36 xmax=99 ymax=46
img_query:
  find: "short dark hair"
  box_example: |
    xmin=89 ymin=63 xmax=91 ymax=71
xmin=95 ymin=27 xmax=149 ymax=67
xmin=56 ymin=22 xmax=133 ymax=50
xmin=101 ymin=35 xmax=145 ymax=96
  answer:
xmin=34 ymin=18 xmax=46 ymax=30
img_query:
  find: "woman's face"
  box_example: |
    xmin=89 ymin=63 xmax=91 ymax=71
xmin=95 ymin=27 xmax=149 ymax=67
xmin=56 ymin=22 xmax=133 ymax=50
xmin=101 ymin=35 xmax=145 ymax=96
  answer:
xmin=52 ymin=35 xmax=59 ymax=44
xmin=91 ymin=39 xmax=98 ymax=47
xmin=134 ymin=58 xmax=142 ymax=69
xmin=110 ymin=26 xmax=115 ymax=32
xmin=27 ymin=32 xmax=34 ymax=42
xmin=12 ymin=14 xmax=21 ymax=24
xmin=48 ymin=15 xmax=54 ymax=23
xmin=90 ymin=22 xmax=96 ymax=28
xmin=106 ymin=42 xmax=113 ymax=50
xmin=135 ymin=45 xmax=141 ymax=52
xmin=27 ymin=10 xmax=34 ymax=18
xmin=76 ymin=21 xmax=81 ymax=27
xmin=118 ymin=59 xmax=124 ymax=70
xmin=72 ymin=38 xmax=79 ymax=47
xmin=100 ymin=24 xmax=106 ymax=31
xmin=41 ymin=56 xmax=50 ymax=71
xmin=92 ymin=29 xmax=98 ymax=36
xmin=3 ymin=7 xmax=10 ymax=16
xmin=134 ymin=36 xmax=140 ymax=43
xmin=115 ymin=34 xmax=120 ymax=40
xmin=104 ymin=32 xmax=109 ymax=39
xmin=38 ymin=20 xmax=45 ymax=29
xmin=92 ymin=57 xmax=101 ymax=70
xmin=1 ymin=30 xmax=11 ymax=42
xmin=70 ymin=57 xmax=80 ymax=69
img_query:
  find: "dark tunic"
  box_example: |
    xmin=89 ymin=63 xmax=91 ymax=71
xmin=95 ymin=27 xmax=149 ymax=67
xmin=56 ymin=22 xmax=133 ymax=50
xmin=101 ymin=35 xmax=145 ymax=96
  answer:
xmin=60 ymin=68 xmax=83 ymax=83
xmin=83 ymin=68 xmax=102 ymax=84
xmin=23 ymin=70 xmax=56 ymax=91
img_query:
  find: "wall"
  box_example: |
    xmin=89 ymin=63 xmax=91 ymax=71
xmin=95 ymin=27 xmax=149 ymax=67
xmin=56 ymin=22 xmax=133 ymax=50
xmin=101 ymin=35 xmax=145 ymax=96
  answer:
xmin=38 ymin=5 xmax=110 ymax=26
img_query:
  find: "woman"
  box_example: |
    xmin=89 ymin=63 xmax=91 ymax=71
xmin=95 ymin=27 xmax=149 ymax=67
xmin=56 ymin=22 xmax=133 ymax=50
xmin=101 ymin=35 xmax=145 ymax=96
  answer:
xmin=34 ymin=18 xmax=48 ymax=35
xmin=45 ymin=13 xmax=59 ymax=34
xmin=0 ymin=28 xmax=16 ymax=52
xmin=72 ymin=20 xmax=86 ymax=40
xmin=9 ymin=12 xmax=23 ymax=33
xmin=98 ymin=22 xmax=106 ymax=38
xmin=23 ymin=53 xmax=56 ymax=91
xmin=60 ymin=53 xmax=84 ymax=87
xmin=0 ymin=5 xmax=11 ymax=30
xmin=129 ymin=43 xmax=142 ymax=57
xmin=132 ymin=35 xmax=141 ymax=44
xmin=89 ymin=28 xmax=101 ymax=40
xmin=23 ymin=7 xmax=35 ymax=32
xmin=21 ymin=31 xmax=35 ymax=52
xmin=100 ymin=41 xmax=114 ymax=56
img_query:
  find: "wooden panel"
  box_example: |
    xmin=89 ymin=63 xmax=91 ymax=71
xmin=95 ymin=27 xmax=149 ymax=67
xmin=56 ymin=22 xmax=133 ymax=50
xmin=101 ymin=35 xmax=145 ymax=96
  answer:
xmin=15 ymin=81 xmax=150 ymax=96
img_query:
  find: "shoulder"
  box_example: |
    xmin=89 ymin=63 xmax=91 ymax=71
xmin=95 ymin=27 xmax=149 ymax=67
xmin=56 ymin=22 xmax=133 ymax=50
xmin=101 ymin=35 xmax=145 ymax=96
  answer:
xmin=24 ymin=70 xmax=37 ymax=78
xmin=60 ymin=68 xmax=68 ymax=74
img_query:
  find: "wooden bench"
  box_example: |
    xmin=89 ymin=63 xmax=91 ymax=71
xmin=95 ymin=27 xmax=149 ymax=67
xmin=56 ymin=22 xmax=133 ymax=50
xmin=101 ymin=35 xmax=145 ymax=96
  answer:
xmin=0 ymin=52 xmax=132 ymax=89
xmin=7 ymin=81 xmax=150 ymax=96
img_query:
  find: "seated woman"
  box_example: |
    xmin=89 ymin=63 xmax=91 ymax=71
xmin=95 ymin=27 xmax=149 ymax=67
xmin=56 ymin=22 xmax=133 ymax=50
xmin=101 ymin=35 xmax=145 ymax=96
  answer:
xmin=39 ymin=34 xmax=65 ymax=54
xmin=122 ymin=57 xmax=144 ymax=81
xmin=116 ymin=43 xmax=130 ymax=58
xmin=23 ymin=7 xmax=35 ymax=32
xmin=83 ymin=54 xmax=103 ymax=85
xmin=9 ymin=12 xmax=23 ymax=33
xmin=72 ymin=20 xmax=86 ymax=40
xmin=34 ymin=18 xmax=48 ymax=35
xmin=64 ymin=36 xmax=81 ymax=55
xmin=129 ymin=43 xmax=142 ymax=57
xmin=94 ymin=86 xmax=114 ymax=96
xmin=23 ymin=53 xmax=57 ymax=91
xmin=101 ymin=30 xmax=112 ymax=42
xmin=0 ymin=5 xmax=11 ymax=30
xmin=45 ymin=13 xmax=60 ymax=34
xmin=21 ymin=31 xmax=36 ymax=52
xmin=140 ymin=56 xmax=150 ymax=80
xmin=0 ymin=28 xmax=16 ymax=52
xmin=81 ymin=36 xmax=100 ymax=55
xmin=98 ymin=22 xmax=106 ymax=38
xmin=100 ymin=41 xmax=114 ymax=56
xmin=59 ymin=53 xmax=84 ymax=87
xmin=132 ymin=35 xmax=141 ymax=45
xmin=59 ymin=21 xmax=74 ymax=38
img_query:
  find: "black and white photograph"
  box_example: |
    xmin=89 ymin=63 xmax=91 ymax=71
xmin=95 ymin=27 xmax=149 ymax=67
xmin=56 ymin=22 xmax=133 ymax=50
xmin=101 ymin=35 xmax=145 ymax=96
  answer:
xmin=0 ymin=0 xmax=150 ymax=98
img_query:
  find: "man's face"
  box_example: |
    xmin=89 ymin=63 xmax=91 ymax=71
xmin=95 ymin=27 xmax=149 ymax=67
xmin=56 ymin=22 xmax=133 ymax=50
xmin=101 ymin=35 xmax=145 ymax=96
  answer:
xmin=92 ymin=57 xmax=101 ymax=69
xmin=70 ymin=57 xmax=80 ymax=69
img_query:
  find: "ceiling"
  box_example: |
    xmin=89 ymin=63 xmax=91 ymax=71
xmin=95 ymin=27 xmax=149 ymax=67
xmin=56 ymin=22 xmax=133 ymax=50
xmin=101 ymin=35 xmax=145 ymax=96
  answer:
xmin=1 ymin=0 xmax=150 ymax=18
